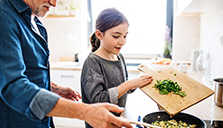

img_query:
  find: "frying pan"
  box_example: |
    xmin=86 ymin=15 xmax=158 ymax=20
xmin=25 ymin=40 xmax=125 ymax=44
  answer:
xmin=143 ymin=111 xmax=206 ymax=128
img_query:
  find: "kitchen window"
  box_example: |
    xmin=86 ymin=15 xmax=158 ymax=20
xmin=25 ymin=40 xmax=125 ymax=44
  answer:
xmin=88 ymin=0 xmax=167 ymax=58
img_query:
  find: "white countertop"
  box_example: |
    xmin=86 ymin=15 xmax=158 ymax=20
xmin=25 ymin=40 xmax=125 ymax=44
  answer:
xmin=50 ymin=61 xmax=82 ymax=71
xmin=50 ymin=61 xmax=140 ymax=73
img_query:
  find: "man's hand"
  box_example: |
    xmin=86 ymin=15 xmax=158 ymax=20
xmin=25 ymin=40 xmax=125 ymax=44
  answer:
xmin=83 ymin=103 xmax=133 ymax=128
xmin=51 ymin=82 xmax=81 ymax=101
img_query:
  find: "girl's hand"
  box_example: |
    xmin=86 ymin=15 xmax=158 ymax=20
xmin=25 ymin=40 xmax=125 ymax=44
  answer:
xmin=129 ymin=75 xmax=153 ymax=89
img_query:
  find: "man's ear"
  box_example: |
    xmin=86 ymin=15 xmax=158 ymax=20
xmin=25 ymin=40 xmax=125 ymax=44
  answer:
xmin=95 ymin=30 xmax=103 ymax=40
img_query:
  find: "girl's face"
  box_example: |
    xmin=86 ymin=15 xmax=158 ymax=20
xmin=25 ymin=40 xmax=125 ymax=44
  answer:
xmin=97 ymin=22 xmax=129 ymax=56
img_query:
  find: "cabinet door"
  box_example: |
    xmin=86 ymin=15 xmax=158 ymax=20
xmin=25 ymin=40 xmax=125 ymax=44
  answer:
xmin=128 ymin=71 xmax=140 ymax=80
xmin=51 ymin=70 xmax=81 ymax=93
xmin=51 ymin=69 xmax=85 ymax=128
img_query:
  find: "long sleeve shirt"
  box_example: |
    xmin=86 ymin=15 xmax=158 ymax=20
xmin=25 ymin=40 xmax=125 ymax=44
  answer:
xmin=81 ymin=53 xmax=129 ymax=128
xmin=81 ymin=53 xmax=128 ymax=109
xmin=0 ymin=0 xmax=60 ymax=127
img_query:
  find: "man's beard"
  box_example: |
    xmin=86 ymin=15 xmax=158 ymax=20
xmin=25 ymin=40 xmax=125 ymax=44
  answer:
xmin=35 ymin=3 xmax=51 ymax=18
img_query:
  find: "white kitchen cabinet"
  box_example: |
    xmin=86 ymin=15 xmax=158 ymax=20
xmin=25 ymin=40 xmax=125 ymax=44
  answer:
xmin=128 ymin=71 xmax=140 ymax=80
xmin=50 ymin=69 xmax=85 ymax=128
xmin=51 ymin=69 xmax=82 ymax=93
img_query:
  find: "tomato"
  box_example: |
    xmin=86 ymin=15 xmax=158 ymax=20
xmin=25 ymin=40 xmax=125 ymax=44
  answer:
xmin=164 ymin=62 xmax=170 ymax=65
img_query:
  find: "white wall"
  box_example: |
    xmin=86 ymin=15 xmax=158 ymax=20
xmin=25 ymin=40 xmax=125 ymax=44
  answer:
xmin=40 ymin=0 xmax=88 ymax=61
xmin=173 ymin=0 xmax=223 ymax=77
xmin=172 ymin=15 xmax=200 ymax=62
xmin=42 ymin=18 xmax=82 ymax=60
xmin=200 ymin=8 xmax=223 ymax=76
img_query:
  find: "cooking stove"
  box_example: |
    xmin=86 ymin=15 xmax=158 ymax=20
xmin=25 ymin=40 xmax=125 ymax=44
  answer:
xmin=203 ymin=120 xmax=223 ymax=128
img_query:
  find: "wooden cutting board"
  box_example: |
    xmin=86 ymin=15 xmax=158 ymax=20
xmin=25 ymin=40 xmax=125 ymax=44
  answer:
xmin=137 ymin=64 xmax=214 ymax=116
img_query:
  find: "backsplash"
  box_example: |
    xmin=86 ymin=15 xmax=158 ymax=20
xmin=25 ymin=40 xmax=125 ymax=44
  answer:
xmin=41 ymin=18 xmax=82 ymax=61
xmin=173 ymin=7 xmax=223 ymax=77
xmin=40 ymin=0 xmax=88 ymax=61
xmin=172 ymin=15 xmax=200 ymax=62
xmin=200 ymin=8 xmax=223 ymax=77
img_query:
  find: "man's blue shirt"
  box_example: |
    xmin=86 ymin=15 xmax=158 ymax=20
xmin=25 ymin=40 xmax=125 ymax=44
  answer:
xmin=0 ymin=0 xmax=60 ymax=127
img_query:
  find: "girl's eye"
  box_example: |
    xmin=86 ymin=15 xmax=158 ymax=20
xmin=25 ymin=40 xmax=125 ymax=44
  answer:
xmin=113 ymin=35 xmax=119 ymax=38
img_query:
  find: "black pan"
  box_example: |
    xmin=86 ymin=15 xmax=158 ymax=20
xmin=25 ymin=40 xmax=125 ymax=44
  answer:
xmin=143 ymin=111 xmax=206 ymax=128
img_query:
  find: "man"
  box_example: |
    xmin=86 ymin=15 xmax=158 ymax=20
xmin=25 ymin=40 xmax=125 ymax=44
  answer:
xmin=0 ymin=0 xmax=132 ymax=128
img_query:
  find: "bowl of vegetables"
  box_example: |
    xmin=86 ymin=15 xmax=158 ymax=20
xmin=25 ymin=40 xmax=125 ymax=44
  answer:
xmin=149 ymin=58 xmax=174 ymax=70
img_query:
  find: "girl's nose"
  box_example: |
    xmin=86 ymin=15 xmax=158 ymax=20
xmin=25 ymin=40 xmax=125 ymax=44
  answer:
xmin=119 ymin=38 xmax=126 ymax=45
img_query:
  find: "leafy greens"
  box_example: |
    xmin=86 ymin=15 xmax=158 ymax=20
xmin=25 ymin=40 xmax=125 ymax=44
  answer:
xmin=154 ymin=79 xmax=186 ymax=97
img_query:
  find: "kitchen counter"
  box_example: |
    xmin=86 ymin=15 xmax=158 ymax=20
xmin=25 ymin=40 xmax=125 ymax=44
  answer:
xmin=51 ymin=61 xmax=223 ymax=123
xmin=122 ymin=66 xmax=223 ymax=124
xmin=50 ymin=61 xmax=140 ymax=73
xmin=182 ymin=70 xmax=223 ymax=121
xmin=50 ymin=61 xmax=82 ymax=71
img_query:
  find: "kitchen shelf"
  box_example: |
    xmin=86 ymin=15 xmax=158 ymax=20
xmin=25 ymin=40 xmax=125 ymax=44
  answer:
xmin=46 ymin=15 xmax=75 ymax=18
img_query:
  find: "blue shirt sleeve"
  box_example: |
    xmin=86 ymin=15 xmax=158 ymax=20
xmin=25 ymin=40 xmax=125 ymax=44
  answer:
xmin=30 ymin=89 xmax=60 ymax=120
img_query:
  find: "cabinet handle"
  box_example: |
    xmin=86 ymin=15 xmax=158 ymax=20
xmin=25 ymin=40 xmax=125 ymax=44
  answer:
xmin=61 ymin=75 xmax=74 ymax=78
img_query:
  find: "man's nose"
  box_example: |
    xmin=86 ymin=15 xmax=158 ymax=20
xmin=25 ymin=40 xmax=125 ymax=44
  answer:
xmin=49 ymin=0 xmax=57 ymax=7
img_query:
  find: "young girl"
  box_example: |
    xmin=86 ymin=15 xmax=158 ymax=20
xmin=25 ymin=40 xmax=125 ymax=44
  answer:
xmin=81 ymin=8 xmax=153 ymax=128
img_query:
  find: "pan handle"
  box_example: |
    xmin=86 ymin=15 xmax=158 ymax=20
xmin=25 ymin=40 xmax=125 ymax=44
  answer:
xmin=121 ymin=117 xmax=161 ymax=128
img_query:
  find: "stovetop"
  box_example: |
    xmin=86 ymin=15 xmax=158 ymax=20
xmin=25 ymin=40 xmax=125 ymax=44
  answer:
xmin=203 ymin=120 xmax=223 ymax=128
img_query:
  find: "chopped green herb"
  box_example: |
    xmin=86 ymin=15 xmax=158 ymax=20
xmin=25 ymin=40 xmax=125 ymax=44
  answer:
xmin=154 ymin=79 xmax=186 ymax=97
xmin=174 ymin=73 xmax=177 ymax=76
xmin=174 ymin=91 xmax=186 ymax=97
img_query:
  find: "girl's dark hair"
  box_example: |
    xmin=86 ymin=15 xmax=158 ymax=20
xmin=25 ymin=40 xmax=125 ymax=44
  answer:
xmin=90 ymin=8 xmax=129 ymax=52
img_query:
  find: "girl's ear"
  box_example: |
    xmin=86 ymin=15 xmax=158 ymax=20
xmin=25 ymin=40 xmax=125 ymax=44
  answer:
xmin=95 ymin=30 xmax=103 ymax=40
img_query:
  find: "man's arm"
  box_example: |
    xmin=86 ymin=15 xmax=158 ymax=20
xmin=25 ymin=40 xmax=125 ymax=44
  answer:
xmin=47 ymin=98 xmax=132 ymax=128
